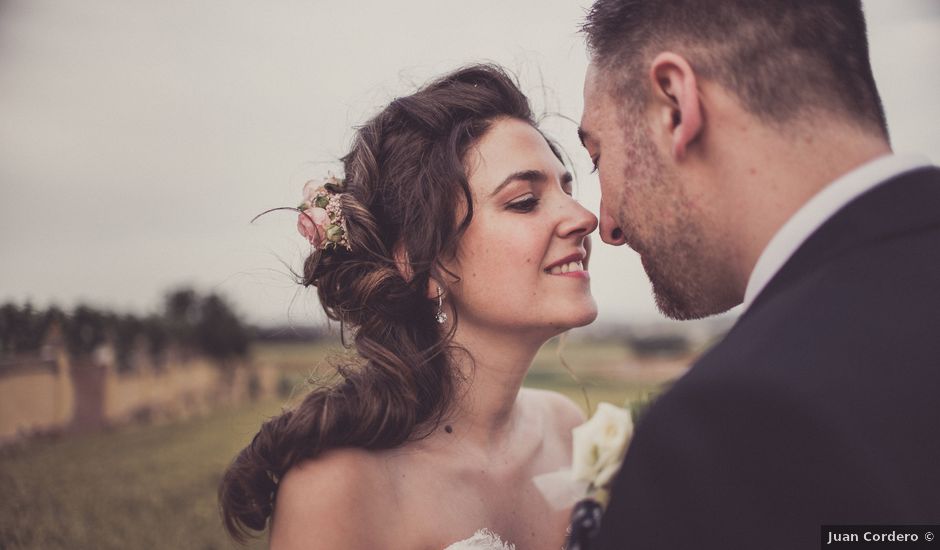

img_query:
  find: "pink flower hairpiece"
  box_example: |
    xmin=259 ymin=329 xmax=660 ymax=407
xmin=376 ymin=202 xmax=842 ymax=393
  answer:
xmin=296 ymin=174 xmax=351 ymax=251
xmin=251 ymin=173 xmax=351 ymax=252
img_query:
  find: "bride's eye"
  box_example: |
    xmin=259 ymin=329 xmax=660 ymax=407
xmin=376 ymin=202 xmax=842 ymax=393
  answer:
xmin=507 ymin=196 xmax=539 ymax=213
xmin=590 ymin=156 xmax=600 ymax=174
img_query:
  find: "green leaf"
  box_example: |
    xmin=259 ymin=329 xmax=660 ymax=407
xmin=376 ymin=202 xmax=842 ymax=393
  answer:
xmin=326 ymin=225 xmax=344 ymax=242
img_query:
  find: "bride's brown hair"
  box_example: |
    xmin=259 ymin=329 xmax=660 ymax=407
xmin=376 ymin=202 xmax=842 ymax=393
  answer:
xmin=218 ymin=64 xmax=542 ymax=541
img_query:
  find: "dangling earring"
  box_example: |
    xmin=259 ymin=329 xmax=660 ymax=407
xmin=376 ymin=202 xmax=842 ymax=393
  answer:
xmin=435 ymin=286 xmax=448 ymax=324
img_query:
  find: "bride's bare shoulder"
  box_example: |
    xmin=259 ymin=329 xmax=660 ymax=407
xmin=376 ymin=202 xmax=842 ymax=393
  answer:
xmin=520 ymin=387 xmax=586 ymax=431
xmin=270 ymin=448 xmax=395 ymax=549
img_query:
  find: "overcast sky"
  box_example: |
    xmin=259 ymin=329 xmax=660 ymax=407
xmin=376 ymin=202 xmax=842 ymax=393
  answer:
xmin=1 ymin=0 xmax=938 ymax=328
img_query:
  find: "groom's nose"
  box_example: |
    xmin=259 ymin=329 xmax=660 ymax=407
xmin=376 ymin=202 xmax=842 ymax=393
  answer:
xmin=599 ymin=206 xmax=628 ymax=246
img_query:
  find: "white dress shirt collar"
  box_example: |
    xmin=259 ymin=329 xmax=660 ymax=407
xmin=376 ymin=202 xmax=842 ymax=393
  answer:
xmin=742 ymin=153 xmax=933 ymax=311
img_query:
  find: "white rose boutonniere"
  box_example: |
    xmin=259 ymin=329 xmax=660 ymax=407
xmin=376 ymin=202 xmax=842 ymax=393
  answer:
xmin=561 ymin=403 xmax=634 ymax=550
xmin=571 ymin=402 xmax=633 ymax=507
xmin=531 ymin=402 xmax=634 ymax=513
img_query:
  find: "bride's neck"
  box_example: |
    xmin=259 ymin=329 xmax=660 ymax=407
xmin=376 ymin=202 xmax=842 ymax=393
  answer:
xmin=440 ymin=324 xmax=547 ymax=449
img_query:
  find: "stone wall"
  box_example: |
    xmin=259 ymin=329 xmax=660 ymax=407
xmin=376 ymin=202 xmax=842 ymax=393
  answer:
xmin=0 ymin=350 xmax=73 ymax=443
xmin=0 ymin=344 xmax=277 ymax=445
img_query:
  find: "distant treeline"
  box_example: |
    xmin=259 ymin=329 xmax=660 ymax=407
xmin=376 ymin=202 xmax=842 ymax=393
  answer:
xmin=0 ymin=288 xmax=250 ymax=371
xmin=253 ymin=324 xmax=333 ymax=342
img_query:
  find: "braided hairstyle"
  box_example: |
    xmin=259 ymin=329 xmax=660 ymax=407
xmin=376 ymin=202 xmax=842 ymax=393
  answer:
xmin=219 ymin=64 xmax=541 ymax=541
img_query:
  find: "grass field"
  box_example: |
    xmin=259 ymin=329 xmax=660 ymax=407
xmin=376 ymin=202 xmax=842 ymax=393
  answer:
xmin=0 ymin=400 xmax=276 ymax=550
xmin=0 ymin=339 xmax=689 ymax=549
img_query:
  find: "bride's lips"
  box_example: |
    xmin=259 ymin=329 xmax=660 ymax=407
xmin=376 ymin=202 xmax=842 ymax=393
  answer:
xmin=543 ymin=252 xmax=590 ymax=279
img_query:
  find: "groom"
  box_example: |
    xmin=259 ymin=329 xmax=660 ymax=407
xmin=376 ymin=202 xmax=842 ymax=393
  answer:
xmin=578 ymin=1 xmax=940 ymax=547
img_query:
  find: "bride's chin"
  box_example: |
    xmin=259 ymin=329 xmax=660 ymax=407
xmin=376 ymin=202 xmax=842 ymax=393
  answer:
xmin=572 ymin=309 xmax=599 ymax=328
xmin=573 ymin=299 xmax=599 ymax=326
xmin=554 ymin=305 xmax=600 ymax=333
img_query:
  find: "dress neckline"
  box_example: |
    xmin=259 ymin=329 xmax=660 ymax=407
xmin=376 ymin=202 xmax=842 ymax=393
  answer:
xmin=443 ymin=528 xmax=515 ymax=550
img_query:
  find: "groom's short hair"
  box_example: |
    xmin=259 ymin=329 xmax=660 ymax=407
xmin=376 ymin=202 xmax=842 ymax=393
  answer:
xmin=582 ymin=0 xmax=888 ymax=137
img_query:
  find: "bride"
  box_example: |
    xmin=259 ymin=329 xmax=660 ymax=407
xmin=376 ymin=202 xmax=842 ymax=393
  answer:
xmin=219 ymin=64 xmax=599 ymax=549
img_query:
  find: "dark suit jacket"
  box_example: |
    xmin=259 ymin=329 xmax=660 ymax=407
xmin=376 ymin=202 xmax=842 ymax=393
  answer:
xmin=596 ymin=166 xmax=940 ymax=549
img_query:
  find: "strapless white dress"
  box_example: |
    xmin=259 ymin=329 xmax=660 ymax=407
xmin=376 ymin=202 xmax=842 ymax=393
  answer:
xmin=444 ymin=528 xmax=515 ymax=550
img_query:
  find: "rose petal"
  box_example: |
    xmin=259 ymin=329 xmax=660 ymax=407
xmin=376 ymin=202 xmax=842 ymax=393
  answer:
xmin=296 ymin=213 xmax=322 ymax=245
xmin=302 ymin=180 xmax=324 ymax=204
xmin=309 ymin=207 xmax=329 ymax=226
xmin=570 ymin=402 xmax=633 ymax=487
xmin=594 ymin=459 xmax=623 ymax=487
xmin=571 ymin=423 xmax=600 ymax=483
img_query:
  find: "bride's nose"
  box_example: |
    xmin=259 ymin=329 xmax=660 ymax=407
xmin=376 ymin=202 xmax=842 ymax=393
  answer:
xmin=557 ymin=199 xmax=598 ymax=239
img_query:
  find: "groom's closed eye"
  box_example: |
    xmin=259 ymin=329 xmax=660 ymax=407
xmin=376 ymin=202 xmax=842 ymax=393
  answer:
xmin=577 ymin=127 xmax=599 ymax=173
xmin=577 ymin=127 xmax=590 ymax=147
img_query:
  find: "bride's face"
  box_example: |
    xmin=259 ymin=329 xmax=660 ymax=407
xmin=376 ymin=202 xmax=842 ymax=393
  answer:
xmin=445 ymin=117 xmax=598 ymax=336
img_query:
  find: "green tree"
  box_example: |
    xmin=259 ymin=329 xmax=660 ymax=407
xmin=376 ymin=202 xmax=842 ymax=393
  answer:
xmin=194 ymin=293 xmax=250 ymax=360
xmin=142 ymin=315 xmax=170 ymax=367
xmin=113 ymin=314 xmax=144 ymax=372
xmin=63 ymin=305 xmax=109 ymax=358
xmin=0 ymin=302 xmax=49 ymax=355
xmin=164 ymin=288 xmax=199 ymax=354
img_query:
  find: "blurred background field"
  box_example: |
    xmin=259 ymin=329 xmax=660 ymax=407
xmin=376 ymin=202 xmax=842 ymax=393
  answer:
xmin=0 ymin=337 xmax=696 ymax=550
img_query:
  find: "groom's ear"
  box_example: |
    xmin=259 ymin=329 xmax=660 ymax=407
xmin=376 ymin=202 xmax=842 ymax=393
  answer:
xmin=648 ymin=52 xmax=702 ymax=161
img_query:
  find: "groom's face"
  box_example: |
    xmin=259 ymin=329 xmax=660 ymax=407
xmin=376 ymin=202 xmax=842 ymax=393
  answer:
xmin=580 ymin=63 xmax=734 ymax=320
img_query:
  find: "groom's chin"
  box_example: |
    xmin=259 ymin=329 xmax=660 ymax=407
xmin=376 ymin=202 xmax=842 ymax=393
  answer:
xmin=644 ymin=258 xmax=740 ymax=321
xmin=652 ymin=286 xmax=740 ymax=321
xmin=653 ymin=290 xmax=712 ymax=321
